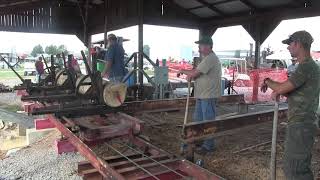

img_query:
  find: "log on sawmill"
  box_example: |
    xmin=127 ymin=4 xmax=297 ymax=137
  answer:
xmin=76 ymin=74 xmax=92 ymax=94
xmin=76 ymin=74 xmax=127 ymax=107
xmin=56 ymin=70 xmax=69 ymax=86
xmin=56 ymin=69 xmax=79 ymax=86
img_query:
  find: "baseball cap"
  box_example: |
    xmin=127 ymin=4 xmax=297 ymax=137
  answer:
xmin=107 ymin=33 xmax=117 ymax=41
xmin=195 ymin=36 xmax=213 ymax=45
xmin=282 ymin=30 xmax=314 ymax=45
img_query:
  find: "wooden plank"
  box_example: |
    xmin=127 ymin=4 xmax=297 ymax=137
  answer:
xmin=43 ymin=7 xmax=47 ymax=29
xmin=23 ymin=12 xmax=26 ymax=28
xmin=110 ymin=154 xmax=169 ymax=170
xmin=7 ymin=14 xmax=11 ymax=26
xmin=12 ymin=14 xmax=15 ymax=27
xmin=79 ymin=155 xmax=172 ymax=178
xmin=17 ymin=14 xmax=20 ymax=27
xmin=127 ymin=169 xmax=178 ymax=180
xmin=81 ymin=169 xmax=102 ymax=179
xmin=78 ymin=161 xmax=95 ymax=174
xmin=78 ymin=153 xmax=143 ymax=170
xmin=35 ymin=8 xmax=39 ymax=28
xmin=28 ymin=10 xmax=32 ymax=28
xmin=117 ymin=158 xmax=178 ymax=174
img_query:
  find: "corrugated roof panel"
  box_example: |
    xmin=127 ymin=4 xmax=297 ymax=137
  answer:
xmin=215 ymin=1 xmax=250 ymax=14
xmin=203 ymin=0 xmax=226 ymax=4
xmin=190 ymin=7 xmax=219 ymax=18
xmin=247 ymin=0 xmax=292 ymax=8
xmin=174 ymin=0 xmax=203 ymax=9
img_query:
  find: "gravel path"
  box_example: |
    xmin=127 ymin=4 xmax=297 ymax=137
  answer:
xmin=0 ymin=108 xmax=34 ymax=128
xmin=0 ymin=131 xmax=84 ymax=180
xmin=0 ymin=92 xmax=21 ymax=107
xmin=0 ymin=79 xmax=22 ymax=89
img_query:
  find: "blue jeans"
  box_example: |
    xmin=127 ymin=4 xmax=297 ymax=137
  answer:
xmin=109 ymin=76 xmax=124 ymax=83
xmin=193 ymin=98 xmax=217 ymax=151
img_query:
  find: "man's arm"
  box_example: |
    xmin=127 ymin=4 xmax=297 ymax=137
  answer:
xmin=102 ymin=45 xmax=115 ymax=77
xmin=264 ymin=78 xmax=295 ymax=95
xmin=102 ymin=61 xmax=112 ymax=77
xmin=179 ymin=69 xmax=201 ymax=81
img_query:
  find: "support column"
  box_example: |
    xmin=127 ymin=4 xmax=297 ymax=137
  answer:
xmin=254 ymin=22 xmax=261 ymax=69
xmin=87 ymin=35 xmax=92 ymax=70
xmin=104 ymin=0 xmax=109 ymax=48
xmin=198 ymin=26 xmax=217 ymax=39
xmin=138 ymin=0 xmax=144 ymax=98
xmin=83 ymin=0 xmax=89 ymax=46
xmin=252 ymin=22 xmax=261 ymax=103
xmin=243 ymin=19 xmax=280 ymax=103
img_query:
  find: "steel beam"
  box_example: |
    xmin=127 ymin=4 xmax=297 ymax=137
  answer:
xmin=32 ymin=94 xmax=245 ymax=116
xmin=202 ymin=6 xmax=320 ymax=28
xmin=46 ymin=115 xmax=126 ymax=179
xmin=49 ymin=114 xmax=223 ymax=179
xmin=239 ymin=0 xmax=257 ymax=10
xmin=138 ymin=0 xmax=144 ymax=98
xmin=126 ymin=94 xmax=244 ymax=112
xmin=182 ymin=108 xmax=288 ymax=143
xmin=196 ymin=0 xmax=225 ymax=16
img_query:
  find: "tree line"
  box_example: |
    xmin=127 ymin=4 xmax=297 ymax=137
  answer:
xmin=31 ymin=44 xmax=68 ymax=57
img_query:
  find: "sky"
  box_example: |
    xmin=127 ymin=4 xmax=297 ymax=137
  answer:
xmin=1 ymin=16 xmax=320 ymax=60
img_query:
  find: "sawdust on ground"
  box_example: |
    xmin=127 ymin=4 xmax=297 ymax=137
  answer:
xmin=139 ymin=107 xmax=320 ymax=180
xmin=0 ymin=150 xmax=6 ymax=160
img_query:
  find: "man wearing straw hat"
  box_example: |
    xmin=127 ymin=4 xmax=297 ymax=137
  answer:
xmin=102 ymin=34 xmax=126 ymax=82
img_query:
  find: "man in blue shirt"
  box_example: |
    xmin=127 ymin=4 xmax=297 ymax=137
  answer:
xmin=102 ymin=34 xmax=126 ymax=82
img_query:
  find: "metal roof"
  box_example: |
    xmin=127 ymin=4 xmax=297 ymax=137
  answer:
xmin=0 ymin=0 xmax=319 ymax=44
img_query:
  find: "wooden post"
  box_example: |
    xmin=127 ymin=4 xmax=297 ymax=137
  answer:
xmin=138 ymin=0 xmax=144 ymax=99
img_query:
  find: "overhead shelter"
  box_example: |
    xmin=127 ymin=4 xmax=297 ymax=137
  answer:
xmin=0 ymin=0 xmax=319 ymax=60
xmin=0 ymin=0 xmax=320 ymax=88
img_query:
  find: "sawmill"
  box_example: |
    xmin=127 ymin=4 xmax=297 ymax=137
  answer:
xmin=0 ymin=0 xmax=320 ymax=179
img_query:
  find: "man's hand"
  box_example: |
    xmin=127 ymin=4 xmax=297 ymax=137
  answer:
xmin=186 ymin=75 xmax=192 ymax=82
xmin=102 ymin=72 xmax=109 ymax=79
xmin=260 ymin=78 xmax=269 ymax=93
xmin=271 ymin=91 xmax=280 ymax=102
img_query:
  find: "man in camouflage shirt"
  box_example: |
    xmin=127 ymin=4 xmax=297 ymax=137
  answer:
xmin=261 ymin=30 xmax=320 ymax=180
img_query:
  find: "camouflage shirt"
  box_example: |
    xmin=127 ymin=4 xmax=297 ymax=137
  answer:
xmin=288 ymin=58 xmax=320 ymax=122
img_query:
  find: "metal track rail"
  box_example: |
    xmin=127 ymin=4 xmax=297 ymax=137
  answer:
xmin=46 ymin=115 xmax=126 ymax=179
xmin=47 ymin=114 xmax=223 ymax=179
xmin=115 ymin=141 xmax=187 ymax=179
xmin=106 ymin=143 xmax=162 ymax=180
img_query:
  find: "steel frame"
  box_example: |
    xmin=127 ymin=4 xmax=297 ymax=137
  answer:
xmin=32 ymin=94 xmax=245 ymax=116
xmin=47 ymin=114 xmax=224 ymax=179
xmin=182 ymin=108 xmax=288 ymax=143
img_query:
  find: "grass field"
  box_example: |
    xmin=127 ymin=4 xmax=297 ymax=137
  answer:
xmin=0 ymin=68 xmax=25 ymax=79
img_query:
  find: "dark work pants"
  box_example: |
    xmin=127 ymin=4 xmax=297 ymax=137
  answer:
xmin=283 ymin=121 xmax=317 ymax=180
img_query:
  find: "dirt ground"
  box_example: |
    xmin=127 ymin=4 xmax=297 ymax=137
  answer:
xmin=0 ymin=82 xmax=318 ymax=179
xmin=0 ymin=150 xmax=5 ymax=160
xmin=0 ymin=79 xmax=23 ymax=89
xmin=138 ymin=106 xmax=320 ymax=180
xmin=0 ymin=91 xmax=22 ymax=161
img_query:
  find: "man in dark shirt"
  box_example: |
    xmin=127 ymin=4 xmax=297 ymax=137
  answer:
xmin=102 ymin=34 xmax=126 ymax=82
xmin=261 ymin=30 xmax=320 ymax=180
